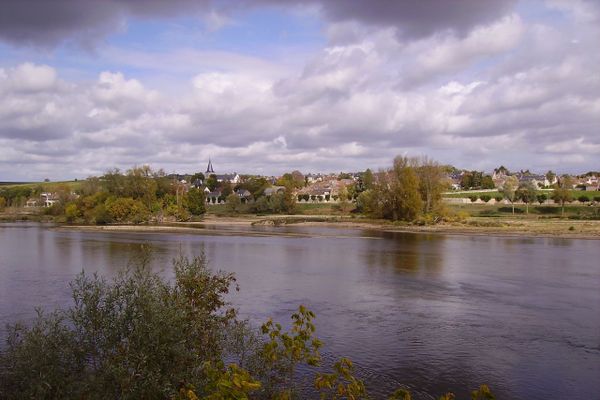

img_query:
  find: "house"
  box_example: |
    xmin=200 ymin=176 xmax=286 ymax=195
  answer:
xmin=517 ymin=173 xmax=547 ymax=188
xmin=305 ymin=173 xmax=323 ymax=184
xmin=25 ymin=199 xmax=38 ymax=207
xmin=205 ymin=190 xmax=222 ymax=204
xmin=235 ymin=189 xmax=251 ymax=199
xmin=41 ymin=192 xmax=59 ymax=207
xmin=215 ymin=173 xmax=241 ymax=184
xmin=584 ymin=175 xmax=598 ymax=186
xmin=448 ymin=172 xmax=463 ymax=190
xmin=263 ymin=186 xmax=286 ymax=196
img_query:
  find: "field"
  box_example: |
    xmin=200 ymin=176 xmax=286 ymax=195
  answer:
xmin=446 ymin=202 xmax=600 ymax=219
xmin=444 ymin=189 xmax=600 ymax=201
xmin=0 ymin=180 xmax=83 ymax=191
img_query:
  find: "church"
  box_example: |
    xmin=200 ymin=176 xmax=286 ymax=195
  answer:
xmin=204 ymin=159 xmax=241 ymax=184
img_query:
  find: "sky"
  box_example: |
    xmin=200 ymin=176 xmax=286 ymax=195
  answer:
xmin=0 ymin=0 xmax=599 ymax=181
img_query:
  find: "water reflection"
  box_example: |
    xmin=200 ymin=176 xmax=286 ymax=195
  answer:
xmin=364 ymin=232 xmax=444 ymax=275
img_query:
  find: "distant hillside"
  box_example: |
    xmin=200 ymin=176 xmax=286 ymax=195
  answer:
xmin=0 ymin=182 xmax=33 ymax=186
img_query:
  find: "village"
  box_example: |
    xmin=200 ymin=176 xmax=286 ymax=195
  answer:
xmin=9 ymin=160 xmax=599 ymax=211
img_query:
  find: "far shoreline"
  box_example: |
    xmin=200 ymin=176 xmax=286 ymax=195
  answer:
xmin=48 ymin=214 xmax=600 ymax=241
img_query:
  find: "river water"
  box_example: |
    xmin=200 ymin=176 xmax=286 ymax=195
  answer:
xmin=0 ymin=222 xmax=599 ymax=399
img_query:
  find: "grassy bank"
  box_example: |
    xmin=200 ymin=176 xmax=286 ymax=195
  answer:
xmin=5 ymin=201 xmax=600 ymax=239
xmin=446 ymin=203 xmax=600 ymax=219
xmin=444 ymin=189 xmax=600 ymax=201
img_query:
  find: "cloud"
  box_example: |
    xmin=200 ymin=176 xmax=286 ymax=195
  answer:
xmin=0 ymin=0 xmax=516 ymax=48
xmin=260 ymin=0 xmax=517 ymax=40
xmin=398 ymin=14 xmax=524 ymax=87
xmin=0 ymin=0 xmax=216 ymax=48
xmin=1 ymin=2 xmax=600 ymax=180
xmin=0 ymin=63 xmax=76 ymax=141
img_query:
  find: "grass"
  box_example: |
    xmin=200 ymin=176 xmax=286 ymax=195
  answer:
xmin=444 ymin=190 xmax=501 ymax=198
xmin=444 ymin=189 xmax=600 ymax=201
xmin=0 ymin=180 xmax=83 ymax=191
xmin=446 ymin=203 xmax=600 ymax=219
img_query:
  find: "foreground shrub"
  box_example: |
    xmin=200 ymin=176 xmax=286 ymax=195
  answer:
xmin=0 ymin=253 xmax=236 ymax=399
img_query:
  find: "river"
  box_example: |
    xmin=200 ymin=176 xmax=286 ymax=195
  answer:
xmin=0 ymin=222 xmax=599 ymax=399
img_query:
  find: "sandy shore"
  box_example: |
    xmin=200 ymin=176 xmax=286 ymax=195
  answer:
xmin=57 ymin=214 xmax=600 ymax=240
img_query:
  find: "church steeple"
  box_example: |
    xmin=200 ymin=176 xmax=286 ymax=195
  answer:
xmin=206 ymin=158 xmax=215 ymax=174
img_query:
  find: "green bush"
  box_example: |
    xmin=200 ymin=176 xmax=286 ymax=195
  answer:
xmin=537 ymin=193 xmax=547 ymax=204
xmin=480 ymin=195 xmax=491 ymax=203
xmin=106 ymin=197 xmax=150 ymax=224
xmin=578 ymin=195 xmax=589 ymax=203
xmin=0 ymin=254 xmax=236 ymax=399
xmin=186 ymin=187 xmax=206 ymax=216
xmin=469 ymin=195 xmax=478 ymax=202
xmin=64 ymin=203 xmax=80 ymax=223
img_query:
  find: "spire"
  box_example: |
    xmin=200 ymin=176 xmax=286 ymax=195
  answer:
xmin=206 ymin=158 xmax=215 ymax=174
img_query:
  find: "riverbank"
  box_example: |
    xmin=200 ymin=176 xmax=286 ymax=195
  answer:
xmin=56 ymin=214 xmax=600 ymax=240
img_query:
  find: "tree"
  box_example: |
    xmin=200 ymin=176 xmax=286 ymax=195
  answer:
xmin=190 ymin=172 xmax=205 ymax=186
xmin=369 ymin=157 xmax=423 ymax=221
xmin=225 ymin=193 xmax=242 ymax=214
xmin=545 ymin=170 xmax=556 ymax=186
xmin=220 ymin=182 xmax=233 ymax=197
xmin=79 ymin=177 xmax=102 ymax=196
xmin=206 ymin=174 xmax=218 ymax=191
xmin=500 ymin=176 xmax=519 ymax=214
xmin=0 ymin=196 xmax=6 ymax=211
xmin=105 ymin=197 xmax=150 ymax=223
xmin=337 ymin=186 xmax=353 ymax=213
xmin=187 ymin=187 xmax=206 ymax=216
xmin=238 ymin=176 xmax=269 ymax=198
xmin=481 ymin=175 xmax=495 ymax=189
xmin=552 ymin=187 xmax=572 ymax=216
xmin=362 ymin=169 xmax=374 ymax=190
xmin=516 ymin=181 xmax=537 ymax=214
xmin=415 ymin=157 xmax=446 ymax=214
xmin=537 ymin=193 xmax=547 ymax=204
xmin=290 ymin=170 xmax=305 ymax=188
xmin=125 ymin=166 xmax=158 ymax=209
xmin=460 ymin=171 xmax=484 ymax=189
xmin=277 ymin=172 xmax=304 ymax=190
